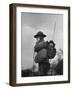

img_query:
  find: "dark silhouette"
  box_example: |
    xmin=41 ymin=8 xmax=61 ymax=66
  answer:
xmin=21 ymin=69 xmax=32 ymax=77
xmin=55 ymin=59 xmax=63 ymax=75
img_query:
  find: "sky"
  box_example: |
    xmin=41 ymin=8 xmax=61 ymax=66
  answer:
xmin=21 ymin=12 xmax=63 ymax=70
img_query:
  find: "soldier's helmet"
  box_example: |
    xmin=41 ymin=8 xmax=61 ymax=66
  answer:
xmin=34 ymin=31 xmax=46 ymax=38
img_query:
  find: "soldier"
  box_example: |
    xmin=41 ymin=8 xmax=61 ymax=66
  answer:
xmin=47 ymin=40 xmax=56 ymax=75
xmin=34 ymin=31 xmax=50 ymax=76
xmin=47 ymin=40 xmax=56 ymax=59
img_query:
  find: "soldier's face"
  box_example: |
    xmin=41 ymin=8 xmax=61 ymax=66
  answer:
xmin=49 ymin=43 xmax=54 ymax=49
xmin=36 ymin=37 xmax=40 ymax=42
